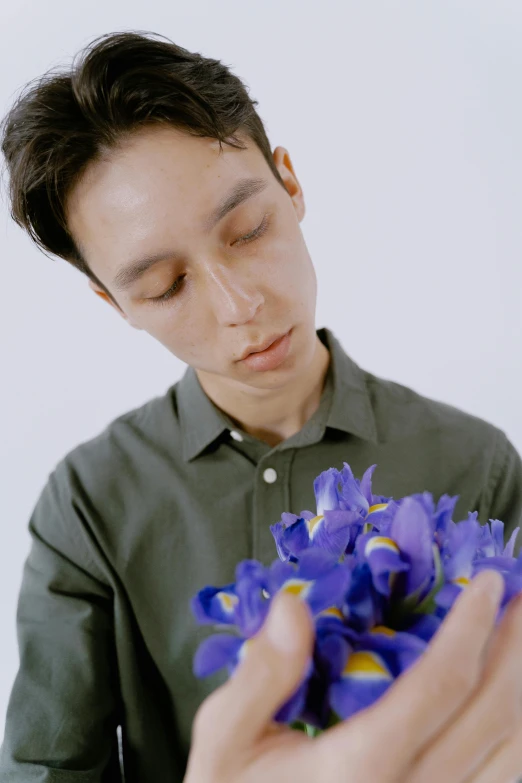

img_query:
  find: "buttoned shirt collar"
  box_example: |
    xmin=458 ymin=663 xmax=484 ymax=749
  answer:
xmin=177 ymin=327 xmax=377 ymax=462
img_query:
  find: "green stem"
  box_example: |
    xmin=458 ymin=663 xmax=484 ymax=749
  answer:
xmin=305 ymin=723 xmax=321 ymax=737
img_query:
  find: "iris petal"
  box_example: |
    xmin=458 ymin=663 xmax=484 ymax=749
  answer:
xmin=476 ymin=523 xmax=496 ymax=558
xmin=433 ymin=494 xmax=459 ymax=544
xmin=359 ymin=464 xmax=378 ymax=506
xmin=235 ymin=560 xmax=271 ymax=637
xmin=291 ymin=547 xmax=340 ymax=578
xmin=193 ymin=633 xmax=244 ymax=677
xmin=274 ymin=677 xmax=310 ymax=724
xmin=191 ymin=584 xmax=238 ymax=626
xmin=330 ymin=650 xmax=393 ymax=720
xmin=306 ymin=565 xmax=352 ymax=616
xmin=270 ymin=521 xmax=291 ymax=562
xmin=364 ymin=535 xmax=410 ymax=596
xmin=282 ymin=517 xmax=313 ymax=555
xmin=316 ymin=632 xmax=352 ymax=681
xmin=316 ymin=509 xmax=361 ymax=559
xmin=434 ymin=581 xmax=461 ymax=610
xmin=269 ymin=549 xmax=351 ymax=617
xmin=343 ymin=563 xmax=384 ymax=632
xmin=503 ymin=525 xmax=520 ymax=558
xmin=406 ymin=613 xmax=442 ymax=643
xmin=390 ymin=497 xmax=434 ymax=596
xmin=358 ymin=628 xmax=427 ymax=677
xmin=443 ymin=515 xmax=481 ymax=584
xmin=491 ymin=519 xmax=505 ymax=556
xmin=339 ymin=463 xmax=370 ymax=516
xmin=314 ymin=467 xmax=342 ymax=515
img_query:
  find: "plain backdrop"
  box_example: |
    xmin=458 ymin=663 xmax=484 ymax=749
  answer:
xmin=1 ymin=0 xmax=521 ymax=740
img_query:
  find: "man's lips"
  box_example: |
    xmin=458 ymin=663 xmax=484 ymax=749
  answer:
xmin=237 ymin=331 xmax=290 ymax=362
xmin=237 ymin=329 xmax=293 ymax=372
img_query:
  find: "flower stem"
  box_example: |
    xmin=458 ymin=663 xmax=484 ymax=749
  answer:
xmin=305 ymin=723 xmax=321 ymax=737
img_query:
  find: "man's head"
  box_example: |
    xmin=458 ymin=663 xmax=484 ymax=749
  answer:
xmin=1 ymin=32 xmax=319 ymax=393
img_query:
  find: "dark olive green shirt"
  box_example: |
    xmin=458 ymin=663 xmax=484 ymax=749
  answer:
xmin=1 ymin=327 xmax=521 ymax=782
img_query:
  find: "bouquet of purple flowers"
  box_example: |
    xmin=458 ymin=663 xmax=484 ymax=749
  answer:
xmin=191 ymin=463 xmax=522 ymax=732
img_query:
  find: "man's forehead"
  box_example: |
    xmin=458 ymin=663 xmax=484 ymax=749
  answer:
xmin=69 ymin=126 xmax=261 ymax=216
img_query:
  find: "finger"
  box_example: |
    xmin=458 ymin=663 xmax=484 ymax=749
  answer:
xmin=321 ymin=569 xmax=504 ymax=778
xmin=193 ymin=591 xmax=314 ymax=750
xmin=467 ymin=721 xmax=522 ymax=783
xmin=481 ymin=590 xmax=522 ymax=680
xmin=408 ymin=591 xmax=522 ymax=783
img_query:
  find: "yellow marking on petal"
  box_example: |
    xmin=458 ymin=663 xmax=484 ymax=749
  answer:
xmin=371 ymin=625 xmax=396 ymax=637
xmin=282 ymin=579 xmax=312 ymax=599
xmin=365 ymin=536 xmax=400 ymax=556
xmin=368 ymin=503 xmax=389 ymax=515
xmin=363 ymin=522 xmax=373 ymax=534
xmin=343 ymin=651 xmax=392 ymax=680
xmin=306 ymin=514 xmax=324 ymax=537
xmin=320 ymin=607 xmax=344 ymax=620
xmin=217 ymin=592 xmax=239 ymax=612
xmin=452 ymin=576 xmax=470 ymax=587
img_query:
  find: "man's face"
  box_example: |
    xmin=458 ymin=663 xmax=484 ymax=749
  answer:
xmin=66 ymin=124 xmax=318 ymax=391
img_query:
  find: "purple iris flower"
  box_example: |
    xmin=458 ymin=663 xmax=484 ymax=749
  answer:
xmin=476 ymin=518 xmax=521 ymax=559
xmin=192 ymin=461 xmax=522 ymax=730
xmin=270 ymin=464 xmax=394 ymax=563
xmin=406 ymin=492 xmax=459 ymax=542
xmin=436 ymin=517 xmax=522 ymax=612
xmin=327 ymin=624 xmax=428 ymax=720
xmin=354 ymin=531 xmax=410 ymax=597
xmin=341 ymin=561 xmax=386 ymax=632
xmin=358 ymin=496 xmax=436 ymax=606
xmin=192 ymin=548 xmax=351 ymax=724
xmin=191 ymin=582 xmax=239 ymax=627
xmin=270 ymin=466 xmax=360 ymax=563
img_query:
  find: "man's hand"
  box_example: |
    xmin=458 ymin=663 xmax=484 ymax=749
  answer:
xmin=184 ymin=570 xmax=522 ymax=783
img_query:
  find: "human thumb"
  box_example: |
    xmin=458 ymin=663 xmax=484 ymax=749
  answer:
xmin=210 ymin=592 xmax=315 ymax=746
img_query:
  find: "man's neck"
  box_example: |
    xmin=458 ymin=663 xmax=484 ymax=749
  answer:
xmin=196 ymin=334 xmax=331 ymax=447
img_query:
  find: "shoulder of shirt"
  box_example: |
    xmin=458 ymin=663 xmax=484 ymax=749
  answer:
xmin=361 ymin=366 xmax=508 ymax=451
xmin=52 ymin=382 xmax=181 ymax=484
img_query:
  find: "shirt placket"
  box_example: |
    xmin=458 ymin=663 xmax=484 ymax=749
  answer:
xmin=251 ymin=448 xmax=295 ymax=565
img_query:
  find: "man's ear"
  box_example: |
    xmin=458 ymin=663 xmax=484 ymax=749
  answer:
xmin=272 ymin=146 xmax=305 ymax=223
xmin=88 ymin=280 xmax=142 ymax=330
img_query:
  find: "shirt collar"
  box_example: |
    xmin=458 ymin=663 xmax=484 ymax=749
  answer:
xmin=176 ymin=326 xmax=377 ymax=462
xmin=177 ymin=365 xmax=228 ymax=462
xmin=321 ymin=327 xmax=378 ymax=443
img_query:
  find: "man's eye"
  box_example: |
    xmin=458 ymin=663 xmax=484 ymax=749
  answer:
xmin=233 ymin=214 xmax=270 ymax=246
xmin=148 ymin=274 xmax=186 ymax=305
xmin=147 ymin=216 xmax=270 ymax=306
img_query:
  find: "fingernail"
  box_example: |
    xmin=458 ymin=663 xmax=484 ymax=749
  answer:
xmin=265 ymin=592 xmax=306 ymax=655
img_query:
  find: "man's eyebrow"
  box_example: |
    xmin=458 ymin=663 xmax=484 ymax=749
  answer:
xmin=112 ymin=176 xmax=269 ymax=292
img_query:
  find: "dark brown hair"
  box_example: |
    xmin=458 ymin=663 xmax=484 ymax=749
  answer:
xmin=1 ymin=31 xmax=285 ymax=302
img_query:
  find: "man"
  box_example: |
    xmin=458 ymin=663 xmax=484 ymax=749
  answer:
xmin=1 ymin=30 xmax=521 ymax=782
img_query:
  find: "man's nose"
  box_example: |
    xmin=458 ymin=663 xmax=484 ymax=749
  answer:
xmin=205 ymin=263 xmax=264 ymax=326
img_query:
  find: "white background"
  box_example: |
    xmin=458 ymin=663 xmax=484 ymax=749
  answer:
xmin=1 ymin=0 xmax=521 ymax=740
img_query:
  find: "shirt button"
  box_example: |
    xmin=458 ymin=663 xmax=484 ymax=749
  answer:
xmin=263 ymin=468 xmax=278 ymax=484
xmin=230 ymin=430 xmax=243 ymax=442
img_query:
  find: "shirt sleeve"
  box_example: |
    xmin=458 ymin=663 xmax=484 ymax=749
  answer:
xmin=0 ymin=466 xmax=123 ymax=782
xmin=479 ymin=430 xmax=522 ymax=557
